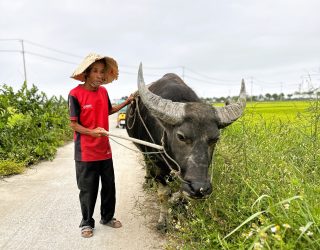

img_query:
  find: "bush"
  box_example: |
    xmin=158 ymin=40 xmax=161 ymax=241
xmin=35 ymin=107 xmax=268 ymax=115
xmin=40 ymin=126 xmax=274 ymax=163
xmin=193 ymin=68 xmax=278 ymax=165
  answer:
xmin=0 ymin=82 xmax=73 ymax=176
xmin=0 ymin=160 xmax=25 ymax=176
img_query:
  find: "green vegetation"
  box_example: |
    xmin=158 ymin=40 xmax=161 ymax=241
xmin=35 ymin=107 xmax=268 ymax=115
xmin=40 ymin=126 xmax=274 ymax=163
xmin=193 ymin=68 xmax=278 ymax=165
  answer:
xmin=1 ymin=82 xmax=318 ymax=248
xmin=0 ymin=83 xmax=72 ymax=176
xmin=166 ymin=100 xmax=319 ymax=249
xmin=246 ymin=101 xmax=309 ymax=121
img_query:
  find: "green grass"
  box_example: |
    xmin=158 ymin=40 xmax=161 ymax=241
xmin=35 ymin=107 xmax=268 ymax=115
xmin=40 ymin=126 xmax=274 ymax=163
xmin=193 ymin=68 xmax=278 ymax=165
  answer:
xmin=0 ymin=160 xmax=25 ymax=176
xmin=215 ymin=101 xmax=310 ymax=121
xmin=245 ymin=101 xmax=310 ymax=122
xmin=166 ymin=100 xmax=320 ymax=249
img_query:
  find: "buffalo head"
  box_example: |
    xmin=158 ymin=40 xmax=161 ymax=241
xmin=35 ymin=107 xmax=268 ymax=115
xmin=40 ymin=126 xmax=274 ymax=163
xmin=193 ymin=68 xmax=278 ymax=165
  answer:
xmin=137 ymin=63 xmax=246 ymax=199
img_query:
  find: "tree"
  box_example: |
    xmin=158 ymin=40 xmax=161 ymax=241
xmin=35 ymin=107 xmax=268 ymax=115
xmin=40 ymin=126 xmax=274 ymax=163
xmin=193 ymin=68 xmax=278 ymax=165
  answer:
xmin=272 ymin=93 xmax=279 ymax=101
xmin=265 ymin=93 xmax=271 ymax=101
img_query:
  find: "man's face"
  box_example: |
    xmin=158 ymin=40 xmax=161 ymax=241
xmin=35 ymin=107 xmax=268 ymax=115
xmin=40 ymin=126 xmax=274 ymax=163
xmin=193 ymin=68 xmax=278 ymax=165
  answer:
xmin=87 ymin=61 xmax=105 ymax=88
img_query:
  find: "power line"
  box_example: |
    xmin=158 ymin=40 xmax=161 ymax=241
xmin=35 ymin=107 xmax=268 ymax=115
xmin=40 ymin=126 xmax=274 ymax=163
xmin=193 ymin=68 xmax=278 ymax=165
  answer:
xmin=253 ymin=77 xmax=282 ymax=85
xmin=121 ymin=64 xmax=181 ymax=70
xmin=0 ymin=39 xmax=21 ymax=42
xmin=0 ymin=39 xmax=319 ymax=93
xmin=24 ymin=40 xmax=83 ymax=58
xmin=26 ymin=51 xmax=78 ymax=65
xmin=0 ymin=39 xmax=27 ymax=82
xmin=0 ymin=50 xmax=21 ymax=53
xmin=184 ymin=74 xmax=239 ymax=86
xmin=120 ymin=70 xmax=162 ymax=78
xmin=184 ymin=66 xmax=238 ymax=82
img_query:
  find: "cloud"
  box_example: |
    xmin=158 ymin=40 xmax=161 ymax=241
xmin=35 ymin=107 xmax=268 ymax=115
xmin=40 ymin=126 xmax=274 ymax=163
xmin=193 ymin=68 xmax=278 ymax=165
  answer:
xmin=0 ymin=0 xmax=319 ymax=98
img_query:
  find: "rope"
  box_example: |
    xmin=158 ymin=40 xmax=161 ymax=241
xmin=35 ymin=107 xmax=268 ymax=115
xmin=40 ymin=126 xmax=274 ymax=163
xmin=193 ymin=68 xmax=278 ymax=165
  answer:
xmin=160 ymin=134 xmax=188 ymax=184
xmin=128 ymin=96 xmax=186 ymax=183
xmin=135 ymin=97 xmax=156 ymax=144
xmin=210 ymin=153 xmax=215 ymax=183
xmin=109 ymin=137 xmax=163 ymax=155
xmin=125 ymin=95 xmax=212 ymax=185
xmin=126 ymin=97 xmax=137 ymax=130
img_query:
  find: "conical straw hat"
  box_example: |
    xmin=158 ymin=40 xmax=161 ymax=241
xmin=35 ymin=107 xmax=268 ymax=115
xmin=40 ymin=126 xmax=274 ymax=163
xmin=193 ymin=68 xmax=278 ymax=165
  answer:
xmin=71 ymin=53 xmax=119 ymax=83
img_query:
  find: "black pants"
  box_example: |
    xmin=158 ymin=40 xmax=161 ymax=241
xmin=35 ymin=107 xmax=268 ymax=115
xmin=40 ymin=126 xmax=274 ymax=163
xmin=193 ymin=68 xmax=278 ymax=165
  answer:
xmin=75 ymin=159 xmax=116 ymax=228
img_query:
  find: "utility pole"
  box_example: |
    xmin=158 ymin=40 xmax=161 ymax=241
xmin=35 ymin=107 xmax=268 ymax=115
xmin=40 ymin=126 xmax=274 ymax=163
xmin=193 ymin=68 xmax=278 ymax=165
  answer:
xmin=250 ymin=76 xmax=253 ymax=102
xmin=299 ymin=82 xmax=302 ymax=93
xmin=182 ymin=66 xmax=185 ymax=80
xmin=20 ymin=39 xmax=27 ymax=83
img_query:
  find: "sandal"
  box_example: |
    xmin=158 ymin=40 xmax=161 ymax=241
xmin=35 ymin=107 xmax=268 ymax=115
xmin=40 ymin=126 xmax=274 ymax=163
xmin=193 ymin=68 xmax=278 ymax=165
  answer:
xmin=100 ymin=218 xmax=122 ymax=228
xmin=81 ymin=226 xmax=93 ymax=238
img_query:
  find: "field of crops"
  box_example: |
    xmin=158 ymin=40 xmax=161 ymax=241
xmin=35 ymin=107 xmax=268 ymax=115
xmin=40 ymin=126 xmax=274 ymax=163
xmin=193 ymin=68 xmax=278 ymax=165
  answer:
xmin=167 ymin=100 xmax=319 ymax=249
xmin=246 ymin=101 xmax=311 ymax=121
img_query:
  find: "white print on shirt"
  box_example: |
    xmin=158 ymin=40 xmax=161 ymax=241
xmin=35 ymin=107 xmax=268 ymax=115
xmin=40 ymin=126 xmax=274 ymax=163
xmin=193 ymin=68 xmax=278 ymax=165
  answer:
xmin=82 ymin=104 xmax=93 ymax=109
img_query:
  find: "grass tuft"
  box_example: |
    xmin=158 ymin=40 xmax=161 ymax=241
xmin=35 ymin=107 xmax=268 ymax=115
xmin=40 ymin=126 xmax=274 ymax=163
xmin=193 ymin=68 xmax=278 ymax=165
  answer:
xmin=0 ymin=160 xmax=25 ymax=176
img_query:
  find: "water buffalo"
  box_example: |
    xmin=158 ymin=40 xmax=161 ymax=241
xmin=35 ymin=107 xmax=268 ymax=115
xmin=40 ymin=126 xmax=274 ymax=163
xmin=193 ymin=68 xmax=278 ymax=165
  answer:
xmin=126 ymin=64 xmax=246 ymax=230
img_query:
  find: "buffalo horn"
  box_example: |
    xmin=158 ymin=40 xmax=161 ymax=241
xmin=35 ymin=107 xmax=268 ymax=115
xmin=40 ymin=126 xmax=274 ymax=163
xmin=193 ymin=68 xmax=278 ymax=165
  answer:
xmin=137 ymin=63 xmax=186 ymax=125
xmin=214 ymin=80 xmax=246 ymax=128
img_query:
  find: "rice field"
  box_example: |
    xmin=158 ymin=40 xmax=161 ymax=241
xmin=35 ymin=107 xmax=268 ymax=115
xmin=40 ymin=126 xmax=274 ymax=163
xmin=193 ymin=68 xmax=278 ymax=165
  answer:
xmin=245 ymin=101 xmax=311 ymax=122
xmin=166 ymin=100 xmax=320 ymax=249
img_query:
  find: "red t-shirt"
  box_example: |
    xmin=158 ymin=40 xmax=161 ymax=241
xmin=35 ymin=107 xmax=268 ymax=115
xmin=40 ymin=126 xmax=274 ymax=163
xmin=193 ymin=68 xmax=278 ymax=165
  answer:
xmin=68 ymin=85 xmax=112 ymax=162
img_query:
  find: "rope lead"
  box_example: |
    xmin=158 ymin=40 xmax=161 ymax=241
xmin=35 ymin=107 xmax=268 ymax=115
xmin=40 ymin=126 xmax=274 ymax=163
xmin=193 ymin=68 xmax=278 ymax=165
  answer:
xmin=125 ymin=96 xmax=186 ymax=183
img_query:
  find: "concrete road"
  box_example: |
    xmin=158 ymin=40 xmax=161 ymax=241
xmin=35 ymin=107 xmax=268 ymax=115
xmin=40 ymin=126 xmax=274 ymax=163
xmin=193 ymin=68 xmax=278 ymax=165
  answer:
xmin=0 ymin=115 xmax=165 ymax=250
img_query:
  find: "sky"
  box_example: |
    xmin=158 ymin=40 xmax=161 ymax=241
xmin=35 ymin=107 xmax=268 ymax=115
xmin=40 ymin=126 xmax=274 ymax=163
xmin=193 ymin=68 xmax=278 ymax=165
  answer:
xmin=0 ymin=0 xmax=319 ymax=101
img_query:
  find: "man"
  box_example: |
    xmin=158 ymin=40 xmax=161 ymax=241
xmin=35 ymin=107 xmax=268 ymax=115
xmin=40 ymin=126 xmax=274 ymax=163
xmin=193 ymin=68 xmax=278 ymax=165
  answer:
xmin=68 ymin=53 xmax=133 ymax=238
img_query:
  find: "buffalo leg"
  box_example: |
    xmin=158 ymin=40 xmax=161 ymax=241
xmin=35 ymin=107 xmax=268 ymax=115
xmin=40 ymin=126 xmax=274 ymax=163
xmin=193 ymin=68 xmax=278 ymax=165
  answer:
xmin=156 ymin=183 xmax=170 ymax=231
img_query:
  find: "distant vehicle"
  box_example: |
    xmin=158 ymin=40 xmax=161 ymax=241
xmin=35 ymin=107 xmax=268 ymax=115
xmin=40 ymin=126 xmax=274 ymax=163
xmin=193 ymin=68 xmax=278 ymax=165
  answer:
xmin=116 ymin=99 xmax=127 ymax=129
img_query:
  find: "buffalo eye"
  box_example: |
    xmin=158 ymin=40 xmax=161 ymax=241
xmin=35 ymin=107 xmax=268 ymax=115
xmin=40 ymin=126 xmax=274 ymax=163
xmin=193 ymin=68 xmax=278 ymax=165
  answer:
xmin=177 ymin=132 xmax=185 ymax=141
xmin=177 ymin=132 xmax=192 ymax=144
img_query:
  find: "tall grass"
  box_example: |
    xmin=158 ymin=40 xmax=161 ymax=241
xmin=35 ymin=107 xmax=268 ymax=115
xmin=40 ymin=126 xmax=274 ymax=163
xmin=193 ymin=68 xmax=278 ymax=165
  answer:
xmin=166 ymin=100 xmax=320 ymax=249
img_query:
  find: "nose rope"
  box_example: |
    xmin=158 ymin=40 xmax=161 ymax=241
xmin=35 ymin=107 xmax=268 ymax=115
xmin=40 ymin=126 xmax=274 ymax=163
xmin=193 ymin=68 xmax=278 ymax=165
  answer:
xmin=160 ymin=133 xmax=189 ymax=184
xmin=135 ymin=97 xmax=156 ymax=144
xmin=129 ymin=96 xmax=187 ymax=183
xmin=126 ymin=97 xmax=138 ymax=130
xmin=210 ymin=152 xmax=215 ymax=183
xmin=123 ymin=96 xmax=214 ymax=187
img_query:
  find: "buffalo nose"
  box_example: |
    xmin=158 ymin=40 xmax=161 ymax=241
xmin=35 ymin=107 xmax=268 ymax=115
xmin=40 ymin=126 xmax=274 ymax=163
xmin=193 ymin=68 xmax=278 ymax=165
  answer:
xmin=189 ymin=181 xmax=212 ymax=197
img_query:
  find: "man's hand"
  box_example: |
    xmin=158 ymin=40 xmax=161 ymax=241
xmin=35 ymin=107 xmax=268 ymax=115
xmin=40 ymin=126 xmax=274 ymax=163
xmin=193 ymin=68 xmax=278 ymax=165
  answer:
xmin=91 ymin=127 xmax=108 ymax=137
xmin=125 ymin=94 xmax=135 ymax=104
xmin=70 ymin=121 xmax=109 ymax=137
